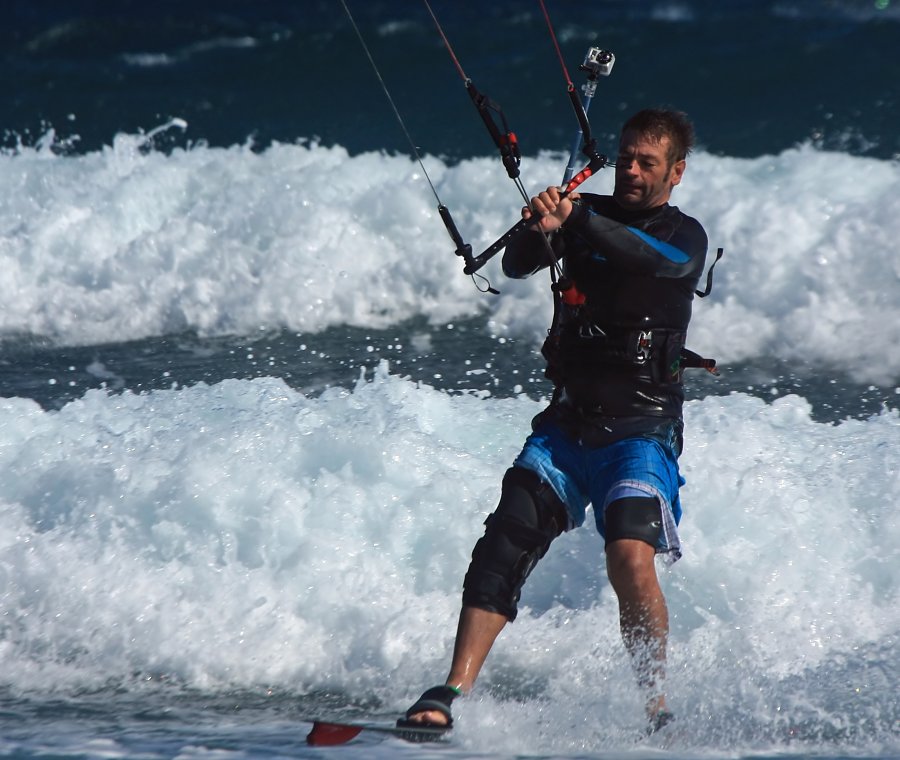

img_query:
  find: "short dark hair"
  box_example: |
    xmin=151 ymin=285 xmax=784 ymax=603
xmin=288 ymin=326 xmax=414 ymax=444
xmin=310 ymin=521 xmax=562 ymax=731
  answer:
xmin=621 ymin=108 xmax=695 ymax=165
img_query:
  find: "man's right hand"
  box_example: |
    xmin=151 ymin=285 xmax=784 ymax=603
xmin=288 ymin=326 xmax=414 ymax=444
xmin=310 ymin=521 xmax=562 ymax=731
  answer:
xmin=522 ymin=187 xmax=579 ymax=233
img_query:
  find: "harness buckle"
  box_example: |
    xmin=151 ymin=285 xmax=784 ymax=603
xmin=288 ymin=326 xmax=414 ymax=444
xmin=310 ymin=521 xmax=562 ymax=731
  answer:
xmin=635 ymin=330 xmax=653 ymax=363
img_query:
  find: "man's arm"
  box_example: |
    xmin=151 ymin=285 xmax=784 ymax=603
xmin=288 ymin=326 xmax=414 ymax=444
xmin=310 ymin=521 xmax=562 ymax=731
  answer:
xmin=502 ymin=229 xmax=558 ymax=279
xmin=563 ymin=200 xmax=707 ymax=279
xmin=501 ymin=187 xmax=575 ymax=279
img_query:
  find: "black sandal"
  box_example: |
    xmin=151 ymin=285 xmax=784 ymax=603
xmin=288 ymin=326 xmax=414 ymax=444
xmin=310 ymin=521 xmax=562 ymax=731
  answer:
xmin=396 ymin=685 xmax=461 ymax=728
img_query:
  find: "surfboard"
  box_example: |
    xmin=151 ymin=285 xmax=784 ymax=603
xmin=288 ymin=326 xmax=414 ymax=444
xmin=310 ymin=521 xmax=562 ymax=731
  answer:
xmin=306 ymin=719 xmax=450 ymax=746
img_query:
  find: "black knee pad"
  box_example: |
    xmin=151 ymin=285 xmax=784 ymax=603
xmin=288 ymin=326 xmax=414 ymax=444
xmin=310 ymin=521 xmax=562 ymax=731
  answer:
xmin=462 ymin=467 xmax=567 ymax=621
xmin=604 ymin=496 xmax=663 ymax=548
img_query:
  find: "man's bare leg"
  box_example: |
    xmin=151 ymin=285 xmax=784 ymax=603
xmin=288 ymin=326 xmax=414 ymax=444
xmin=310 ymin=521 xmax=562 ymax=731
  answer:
xmin=404 ymin=605 xmax=508 ymax=725
xmin=606 ymin=538 xmax=670 ymax=719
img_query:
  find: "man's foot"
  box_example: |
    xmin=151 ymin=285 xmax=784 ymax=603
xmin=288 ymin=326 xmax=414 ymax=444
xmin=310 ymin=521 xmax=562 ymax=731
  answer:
xmin=647 ymin=710 xmax=675 ymax=736
xmin=396 ymin=685 xmax=460 ymax=729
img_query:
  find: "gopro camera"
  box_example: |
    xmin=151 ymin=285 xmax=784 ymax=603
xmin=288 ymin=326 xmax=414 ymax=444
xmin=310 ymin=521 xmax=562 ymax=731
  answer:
xmin=581 ymin=47 xmax=615 ymax=78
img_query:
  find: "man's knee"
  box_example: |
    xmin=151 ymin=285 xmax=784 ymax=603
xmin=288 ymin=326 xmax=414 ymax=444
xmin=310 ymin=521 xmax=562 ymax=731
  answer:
xmin=604 ymin=496 xmax=663 ymax=548
xmin=462 ymin=467 xmax=567 ymax=621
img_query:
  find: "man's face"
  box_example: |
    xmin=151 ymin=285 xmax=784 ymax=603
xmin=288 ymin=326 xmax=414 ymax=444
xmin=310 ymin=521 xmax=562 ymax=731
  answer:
xmin=613 ymin=130 xmax=685 ymax=210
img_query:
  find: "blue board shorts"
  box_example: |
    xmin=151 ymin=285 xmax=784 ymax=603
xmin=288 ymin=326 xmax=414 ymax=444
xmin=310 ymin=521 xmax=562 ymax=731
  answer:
xmin=513 ymin=420 xmax=685 ymax=562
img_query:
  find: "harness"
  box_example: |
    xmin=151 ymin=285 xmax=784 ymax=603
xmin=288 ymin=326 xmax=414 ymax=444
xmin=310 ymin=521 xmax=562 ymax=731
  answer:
xmin=542 ymin=246 xmax=723 ymax=398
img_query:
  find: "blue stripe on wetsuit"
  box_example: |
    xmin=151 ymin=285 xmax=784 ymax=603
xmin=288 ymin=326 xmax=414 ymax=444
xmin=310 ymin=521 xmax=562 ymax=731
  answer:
xmin=626 ymin=226 xmax=691 ymax=264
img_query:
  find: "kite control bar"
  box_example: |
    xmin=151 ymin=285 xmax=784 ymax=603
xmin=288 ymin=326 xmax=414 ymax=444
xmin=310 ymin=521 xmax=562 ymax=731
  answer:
xmin=456 ymin=46 xmax=616 ymax=276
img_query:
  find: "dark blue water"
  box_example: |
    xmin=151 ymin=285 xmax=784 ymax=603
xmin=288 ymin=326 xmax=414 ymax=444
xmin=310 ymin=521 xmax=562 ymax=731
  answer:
xmin=4 ymin=0 xmax=899 ymax=161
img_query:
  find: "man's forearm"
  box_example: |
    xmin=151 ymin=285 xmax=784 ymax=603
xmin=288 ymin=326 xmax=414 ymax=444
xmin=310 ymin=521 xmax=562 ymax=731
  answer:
xmin=502 ymin=230 xmax=556 ymax=279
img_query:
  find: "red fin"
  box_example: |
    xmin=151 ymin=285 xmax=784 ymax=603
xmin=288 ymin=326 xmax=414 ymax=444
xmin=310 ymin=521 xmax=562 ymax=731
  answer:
xmin=306 ymin=721 xmax=365 ymax=746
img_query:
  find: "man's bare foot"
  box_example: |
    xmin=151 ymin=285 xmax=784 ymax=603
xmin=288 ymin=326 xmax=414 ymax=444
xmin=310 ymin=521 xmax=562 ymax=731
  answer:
xmin=404 ymin=708 xmax=450 ymax=726
xmin=397 ymin=685 xmax=460 ymax=728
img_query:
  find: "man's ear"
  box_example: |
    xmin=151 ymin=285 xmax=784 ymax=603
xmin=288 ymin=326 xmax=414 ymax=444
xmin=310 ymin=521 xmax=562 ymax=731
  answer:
xmin=669 ymin=159 xmax=686 ymax=187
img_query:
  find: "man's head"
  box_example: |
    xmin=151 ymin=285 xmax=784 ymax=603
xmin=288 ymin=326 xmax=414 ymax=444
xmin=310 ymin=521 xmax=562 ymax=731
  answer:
xmin=613 ymin=108 xmax=695 ymax=210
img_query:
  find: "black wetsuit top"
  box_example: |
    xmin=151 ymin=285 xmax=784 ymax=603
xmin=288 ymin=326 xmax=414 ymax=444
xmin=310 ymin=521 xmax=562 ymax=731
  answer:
xmin=502 ymin=193 xmax=708 ymax=448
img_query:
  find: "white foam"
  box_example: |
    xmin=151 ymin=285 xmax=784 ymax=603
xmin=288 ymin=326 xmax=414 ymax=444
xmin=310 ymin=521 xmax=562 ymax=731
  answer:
xmin=1 ymin=132 xmax=899 ymax=387
xmin=0 ymin=367 xmax=897 ymax=752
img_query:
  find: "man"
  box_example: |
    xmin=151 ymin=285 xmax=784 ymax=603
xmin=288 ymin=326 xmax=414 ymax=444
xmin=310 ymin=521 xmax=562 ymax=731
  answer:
xmin=401 ymin=108 xmax=709 ymax=734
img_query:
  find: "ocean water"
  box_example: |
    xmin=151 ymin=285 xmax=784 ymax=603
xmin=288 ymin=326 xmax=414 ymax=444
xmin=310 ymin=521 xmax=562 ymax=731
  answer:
xmin=1 ymin=1 xmax=899 ymax=758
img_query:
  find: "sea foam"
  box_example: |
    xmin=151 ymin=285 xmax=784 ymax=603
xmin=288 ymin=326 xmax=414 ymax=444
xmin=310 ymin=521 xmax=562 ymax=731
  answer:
xmin=2 ymin=130 xmax=899 ymax=385
xmin=0 ymin=366 xmax=897 ymax=751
